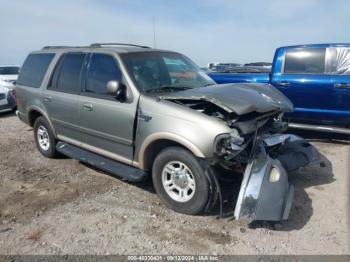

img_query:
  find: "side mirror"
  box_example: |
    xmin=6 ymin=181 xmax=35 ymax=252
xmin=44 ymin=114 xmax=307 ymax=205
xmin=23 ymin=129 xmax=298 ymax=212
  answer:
xmin=106 ymin=80 xmax=126 ymax=102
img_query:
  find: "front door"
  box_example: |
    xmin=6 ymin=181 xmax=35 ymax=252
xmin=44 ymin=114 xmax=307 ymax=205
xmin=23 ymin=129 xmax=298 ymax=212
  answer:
xmin=78 ymin=53 xmax=137 ymax=163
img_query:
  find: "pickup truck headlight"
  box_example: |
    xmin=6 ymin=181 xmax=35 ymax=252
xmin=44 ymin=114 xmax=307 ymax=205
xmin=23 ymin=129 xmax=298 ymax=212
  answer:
xmin=214 ymin=131 xmax=244 ymax=156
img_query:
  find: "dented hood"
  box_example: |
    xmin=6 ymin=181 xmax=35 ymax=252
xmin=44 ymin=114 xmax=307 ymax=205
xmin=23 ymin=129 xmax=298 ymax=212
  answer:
xmin=160 ymin=83 xmax=294 ymax=115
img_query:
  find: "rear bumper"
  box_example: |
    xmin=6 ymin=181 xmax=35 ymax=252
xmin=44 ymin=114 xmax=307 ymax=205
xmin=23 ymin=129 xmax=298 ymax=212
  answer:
xmin=0 ymin=106 xmax=14 ymax=113
xmin=234 ymin=134 xmax=319 ymax=221
xmin=0 ymin=100 xmax=15 ymax=113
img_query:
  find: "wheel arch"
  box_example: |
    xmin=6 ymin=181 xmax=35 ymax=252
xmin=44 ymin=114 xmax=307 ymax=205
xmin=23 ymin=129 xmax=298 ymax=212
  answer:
xmin=138 ymin=132 xmax=205 ymax=171
xmin=27 ymin=106 xmax=56 ymax=137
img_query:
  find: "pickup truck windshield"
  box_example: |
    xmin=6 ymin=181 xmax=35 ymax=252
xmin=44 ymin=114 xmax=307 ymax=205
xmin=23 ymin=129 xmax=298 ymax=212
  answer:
xmin=122 ymin=52 xmax=215 ymax=93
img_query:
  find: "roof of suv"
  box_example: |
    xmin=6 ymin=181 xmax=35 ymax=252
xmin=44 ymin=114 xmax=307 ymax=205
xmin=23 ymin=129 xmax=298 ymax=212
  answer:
xmin=38 ymin=43 xmax=172 ymax=54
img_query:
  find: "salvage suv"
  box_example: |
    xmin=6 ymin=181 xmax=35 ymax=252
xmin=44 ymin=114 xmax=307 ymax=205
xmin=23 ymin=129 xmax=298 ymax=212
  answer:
xmin=16 ymin=43 xmax=319 ymax=221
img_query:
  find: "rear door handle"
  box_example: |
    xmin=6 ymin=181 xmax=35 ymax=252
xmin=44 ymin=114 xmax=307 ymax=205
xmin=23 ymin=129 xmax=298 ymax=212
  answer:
xmin=82 ymin=103 xmax=93 ymax=111
xmin=334 ymin=83 xmax=350 ymax=88
xmin=276 ymin=81 xmax=290 ymax=87
xmin=43 ymin=96 xmax=52 ymax=102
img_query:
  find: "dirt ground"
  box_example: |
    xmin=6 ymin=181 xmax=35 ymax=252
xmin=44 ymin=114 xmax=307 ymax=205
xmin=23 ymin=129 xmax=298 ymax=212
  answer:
xmin=0 ymin=113 xmax=349 ymax=255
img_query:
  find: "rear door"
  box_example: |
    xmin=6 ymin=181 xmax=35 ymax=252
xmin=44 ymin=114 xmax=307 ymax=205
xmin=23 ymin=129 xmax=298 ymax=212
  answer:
xmin=329 ymin=46 xmax=350 ymax=126
xmin=78 ymin=52 xmax=137 ymax=163
xmin=271 ymin=47 xmax=335 ymax=125
xmin=44 ymin=52 xmax=86 ymax=141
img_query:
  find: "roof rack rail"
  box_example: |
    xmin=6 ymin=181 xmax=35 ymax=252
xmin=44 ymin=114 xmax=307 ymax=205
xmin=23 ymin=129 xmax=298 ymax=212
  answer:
xmin=41 ymin=45 xmax=85 ymax=50
xmin=89 ymin=43 xmax=150 ymax=48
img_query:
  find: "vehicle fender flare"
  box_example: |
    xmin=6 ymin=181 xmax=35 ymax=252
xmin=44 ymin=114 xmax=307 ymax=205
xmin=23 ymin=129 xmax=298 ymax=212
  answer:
xmin=27 ymin=105 xmax=57 ymax=137
xmin=138 ymin=132 xmax=205 ymax=170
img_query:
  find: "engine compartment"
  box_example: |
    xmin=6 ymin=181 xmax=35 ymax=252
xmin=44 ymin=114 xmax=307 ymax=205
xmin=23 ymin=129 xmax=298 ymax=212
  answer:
xmin=170 ymin=98 xmax=287 ymax=136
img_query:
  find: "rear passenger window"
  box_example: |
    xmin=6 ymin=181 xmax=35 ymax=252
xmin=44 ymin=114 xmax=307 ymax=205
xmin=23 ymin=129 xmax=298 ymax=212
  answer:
xmin=86 ymin=54 xmax=122 ymax=95
xmin=284 ymin=48 xmax=326 ymax=74
xmin=331 ymin=47 xmax=350 ymax=75
xmin=50 ymin=53 xmax=85 ymax=93
xmin=17 ymin=53 xmax=55 ymax=88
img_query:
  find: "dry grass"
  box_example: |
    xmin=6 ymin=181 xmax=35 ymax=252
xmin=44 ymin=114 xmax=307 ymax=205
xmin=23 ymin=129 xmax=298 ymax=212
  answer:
xmin=27 ymin=225 xmax=48 ymax=242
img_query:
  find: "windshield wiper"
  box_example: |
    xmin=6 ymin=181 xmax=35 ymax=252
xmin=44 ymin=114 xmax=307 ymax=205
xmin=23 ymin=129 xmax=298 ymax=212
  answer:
xmin=146 ymin=85 xmax=192 ymax=93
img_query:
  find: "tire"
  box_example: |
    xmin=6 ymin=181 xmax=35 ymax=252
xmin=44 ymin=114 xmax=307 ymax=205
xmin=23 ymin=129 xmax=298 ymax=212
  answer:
xmin=33 ymin=116 xmax=59 ymax=158
xmin=152 ymin=147 xmax=210 ymax=215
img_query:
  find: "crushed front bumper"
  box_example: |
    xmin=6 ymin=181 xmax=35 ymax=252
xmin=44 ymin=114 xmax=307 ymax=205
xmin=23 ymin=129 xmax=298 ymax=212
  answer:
xmin=234 ymin=134 xmax=319 ymax=221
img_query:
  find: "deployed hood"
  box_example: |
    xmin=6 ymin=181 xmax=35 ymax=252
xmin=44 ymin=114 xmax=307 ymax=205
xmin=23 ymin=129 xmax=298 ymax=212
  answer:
xmin=160 ymin=83 xmax=294 ymax=115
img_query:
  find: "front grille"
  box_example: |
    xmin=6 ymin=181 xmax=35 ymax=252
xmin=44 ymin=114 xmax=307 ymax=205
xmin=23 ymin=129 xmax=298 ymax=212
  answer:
xmin=0 ymin=93 xmax=5 ymax=100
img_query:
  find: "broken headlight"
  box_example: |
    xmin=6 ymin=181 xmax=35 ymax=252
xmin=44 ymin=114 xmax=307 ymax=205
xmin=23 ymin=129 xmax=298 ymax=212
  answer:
xmin=272 ymin=112 xmax=288 ymax=131
xmin=269 ymin=166 xmax=281 ymax=182
xmin=214 ymin=131 xmax=244 ymax=156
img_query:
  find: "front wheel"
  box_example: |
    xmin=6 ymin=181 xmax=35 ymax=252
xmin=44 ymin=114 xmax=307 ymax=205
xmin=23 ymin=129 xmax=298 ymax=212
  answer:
xmin=152 ymin=147 xmax=210 ymax=215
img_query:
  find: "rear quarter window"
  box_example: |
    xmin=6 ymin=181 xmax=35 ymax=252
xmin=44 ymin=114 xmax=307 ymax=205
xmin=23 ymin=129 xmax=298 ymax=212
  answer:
xmin=331 ymin=47 xmax=350 ymax=75
xmin=17 ymin=53 xmax=55 ymax=88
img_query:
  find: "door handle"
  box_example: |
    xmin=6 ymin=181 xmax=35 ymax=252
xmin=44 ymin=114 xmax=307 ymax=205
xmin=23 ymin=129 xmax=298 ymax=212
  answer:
xmin=82 ymin=103 xmax=93 ymax=111
xmin=43 ymin=96 xmax=52 ymax=102
xmin=276 ymin=81 xmax=290 ymax=87
xmin=334 ymin=83 xmax=350 ymax=88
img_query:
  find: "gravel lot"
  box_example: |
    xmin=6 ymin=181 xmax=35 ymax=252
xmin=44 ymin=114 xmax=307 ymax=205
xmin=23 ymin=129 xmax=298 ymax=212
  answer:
xmin=0 ymin=113 xmax=349 ymax=255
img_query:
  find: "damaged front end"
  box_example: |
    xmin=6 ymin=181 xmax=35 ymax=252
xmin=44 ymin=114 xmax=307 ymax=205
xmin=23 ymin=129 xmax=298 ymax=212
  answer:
xmin=205 ymin=112 xmax=319 ymax=221
xmin=195 ymin=102 xmax=320 ymax=221
xmin=159 ymin=84 xmax=320 ymax=221
xmin=234 ymin=134 xmax=319 ymax=221
xmin=216 ymin=132 xmax=319 ymax=221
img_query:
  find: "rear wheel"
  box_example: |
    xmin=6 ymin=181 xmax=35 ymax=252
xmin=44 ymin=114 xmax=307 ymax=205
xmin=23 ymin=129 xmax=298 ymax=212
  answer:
xmin=152 ymin=147 xmax=210 ymax=215
xmin=34 ymin=116 xmax=59 ymax=158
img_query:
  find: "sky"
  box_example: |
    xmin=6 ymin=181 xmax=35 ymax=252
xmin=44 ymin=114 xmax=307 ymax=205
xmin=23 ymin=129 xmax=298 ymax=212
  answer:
xmin=1 ymin=0 xmax=349 ymax=66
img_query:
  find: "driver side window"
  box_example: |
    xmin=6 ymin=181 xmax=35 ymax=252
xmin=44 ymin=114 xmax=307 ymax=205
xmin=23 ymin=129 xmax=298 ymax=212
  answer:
xmin=86 ymin=53 xmax=122 ymax=95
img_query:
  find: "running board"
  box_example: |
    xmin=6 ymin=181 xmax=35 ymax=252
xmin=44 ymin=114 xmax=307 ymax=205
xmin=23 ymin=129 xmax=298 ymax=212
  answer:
xmin=56 ymin=142 xmax=147 ymax=182
xmin=289 ymin=122 xmax=350 ymax=135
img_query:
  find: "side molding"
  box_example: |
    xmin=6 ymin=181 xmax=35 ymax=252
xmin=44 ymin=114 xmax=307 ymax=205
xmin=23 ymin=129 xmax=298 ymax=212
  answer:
xmin=57 ymin=134 xmax=134 ymax=166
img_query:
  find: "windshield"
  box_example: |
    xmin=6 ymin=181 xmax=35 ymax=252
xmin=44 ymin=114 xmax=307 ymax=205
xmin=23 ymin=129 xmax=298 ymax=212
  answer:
xmin=0 ymin=66 xmax=19 ymax=75
xmin=122 ymin=52 xmax=215 ymax=93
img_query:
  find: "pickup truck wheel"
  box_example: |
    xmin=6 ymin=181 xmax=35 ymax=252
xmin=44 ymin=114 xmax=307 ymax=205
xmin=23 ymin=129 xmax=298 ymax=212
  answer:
xmin=152 ymin=147 xmax=210 ymax=215
xmin=34 ymin=116 xmax=59 ymax=158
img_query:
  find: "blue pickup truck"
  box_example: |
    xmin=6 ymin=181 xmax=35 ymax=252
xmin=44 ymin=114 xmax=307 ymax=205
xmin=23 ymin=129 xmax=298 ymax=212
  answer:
xmin=209 ymin=44 xmax=350 ymax=134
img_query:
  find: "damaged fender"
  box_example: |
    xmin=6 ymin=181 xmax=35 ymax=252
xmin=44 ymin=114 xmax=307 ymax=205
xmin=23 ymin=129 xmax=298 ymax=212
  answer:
xmin=234 ymin=134 xmax=319 ymax=221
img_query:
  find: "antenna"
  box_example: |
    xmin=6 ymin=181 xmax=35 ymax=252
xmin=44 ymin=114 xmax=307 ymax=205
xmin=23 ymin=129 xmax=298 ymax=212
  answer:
xmin=153 ymin=16 xmax=157 ymax=48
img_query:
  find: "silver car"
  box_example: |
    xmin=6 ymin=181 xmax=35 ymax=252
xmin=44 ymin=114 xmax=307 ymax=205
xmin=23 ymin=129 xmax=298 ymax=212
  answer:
xmin=15 ymin=43 xmax=319 ymax=221
xmin=0 ymin=65 xmax=19 ymax=113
